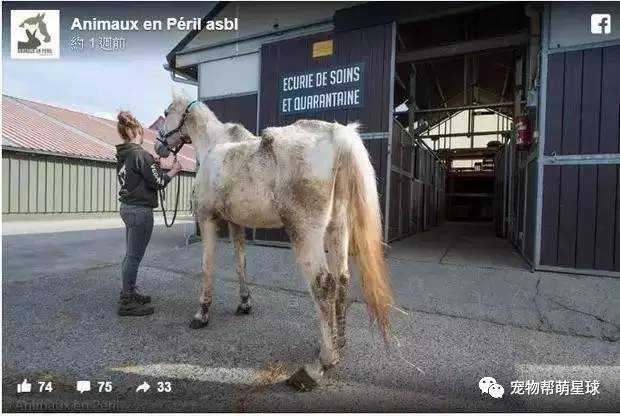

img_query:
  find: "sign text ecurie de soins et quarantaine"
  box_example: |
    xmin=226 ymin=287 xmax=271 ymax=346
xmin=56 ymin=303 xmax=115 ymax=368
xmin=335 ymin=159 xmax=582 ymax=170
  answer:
xmin=279 ymin=63 xmax=365 ymax=115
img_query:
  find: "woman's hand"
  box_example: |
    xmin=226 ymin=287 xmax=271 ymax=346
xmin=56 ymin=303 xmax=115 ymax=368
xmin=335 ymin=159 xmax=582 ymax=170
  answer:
xmin=168 ymin=157 xmax=182 ymax=177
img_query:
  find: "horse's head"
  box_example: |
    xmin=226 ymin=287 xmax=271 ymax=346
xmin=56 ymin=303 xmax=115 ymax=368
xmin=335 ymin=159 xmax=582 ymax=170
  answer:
xmin=37 ymin=19 xmax=51 ymax=42
xmin=155 ymin=96 xmax=196 ymax=158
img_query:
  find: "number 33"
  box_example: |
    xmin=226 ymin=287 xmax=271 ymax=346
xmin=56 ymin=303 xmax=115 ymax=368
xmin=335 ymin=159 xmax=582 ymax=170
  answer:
xmin=157 ymin=381 xmax=171 ymax=392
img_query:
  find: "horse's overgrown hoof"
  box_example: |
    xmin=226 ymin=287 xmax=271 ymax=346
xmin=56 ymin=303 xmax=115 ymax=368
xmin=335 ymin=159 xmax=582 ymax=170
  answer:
xmin=189 ymin=318 xmax=209 ymax=329
xmin=235 ymin=303 xmax=252 ymax=315
xmin=286 ymin=366 xmax=320 ymax=392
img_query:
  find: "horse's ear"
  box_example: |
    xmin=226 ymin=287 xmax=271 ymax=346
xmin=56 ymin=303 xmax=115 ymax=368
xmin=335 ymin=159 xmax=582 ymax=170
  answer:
xmin=40 ymin=12 xmax=45 ymax=18
xmin=171 ymin=86 xmax=190 ymax=104
xmin=172 ymin=86 xmax=184 ymax=99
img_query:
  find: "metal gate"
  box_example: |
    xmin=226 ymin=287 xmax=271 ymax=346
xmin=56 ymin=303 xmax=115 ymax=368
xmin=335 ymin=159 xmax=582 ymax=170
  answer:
xmin=388 ymin=119 xmax=446 ymax=241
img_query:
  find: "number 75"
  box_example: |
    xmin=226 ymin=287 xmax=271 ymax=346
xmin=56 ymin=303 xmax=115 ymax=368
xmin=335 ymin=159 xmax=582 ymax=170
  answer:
xmin=97 ymin=381 xmax=113 ymax=392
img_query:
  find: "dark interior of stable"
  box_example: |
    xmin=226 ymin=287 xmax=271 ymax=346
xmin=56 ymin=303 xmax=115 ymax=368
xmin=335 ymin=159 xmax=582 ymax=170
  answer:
xmin=390 ymin=3 xmax=532 ymax=239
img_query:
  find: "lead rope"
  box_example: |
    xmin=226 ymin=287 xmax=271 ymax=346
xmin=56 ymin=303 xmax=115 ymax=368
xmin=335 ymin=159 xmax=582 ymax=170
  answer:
xmin=159 ymin=174 xmax=181 ymax=228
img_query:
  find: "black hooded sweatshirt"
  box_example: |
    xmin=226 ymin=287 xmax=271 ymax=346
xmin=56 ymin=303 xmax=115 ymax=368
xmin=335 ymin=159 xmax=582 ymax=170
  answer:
xmin=115 ymin=143 xmax=171 ymax=208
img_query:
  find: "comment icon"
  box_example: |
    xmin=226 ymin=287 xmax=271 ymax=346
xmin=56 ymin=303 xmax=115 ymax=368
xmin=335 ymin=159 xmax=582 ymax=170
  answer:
xmin=76 ymin=380 xmax=91 ymax=393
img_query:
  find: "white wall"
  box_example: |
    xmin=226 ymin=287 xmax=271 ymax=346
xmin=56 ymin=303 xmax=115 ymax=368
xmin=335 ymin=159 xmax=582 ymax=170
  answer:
xmin=198 ymin=53 xmax=260 ymax=99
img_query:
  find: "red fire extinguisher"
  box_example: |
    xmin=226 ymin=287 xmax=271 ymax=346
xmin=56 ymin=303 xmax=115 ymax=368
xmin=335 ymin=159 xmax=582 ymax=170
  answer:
xmin=516 ymin=115 xmax=532 ymax=148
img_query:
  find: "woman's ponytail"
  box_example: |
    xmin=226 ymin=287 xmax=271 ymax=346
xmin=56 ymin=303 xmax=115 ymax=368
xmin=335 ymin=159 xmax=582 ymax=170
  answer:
xmin=117 ymin=111 xmax=144 ymax=142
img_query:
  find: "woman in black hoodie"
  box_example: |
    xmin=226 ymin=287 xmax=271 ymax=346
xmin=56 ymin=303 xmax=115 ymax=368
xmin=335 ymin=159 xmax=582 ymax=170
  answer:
xmin=115 ymin=111 xmax=182 ymax=316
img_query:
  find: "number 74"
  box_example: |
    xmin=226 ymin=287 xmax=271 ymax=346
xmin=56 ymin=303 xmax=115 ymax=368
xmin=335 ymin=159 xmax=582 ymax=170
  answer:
xmin=38 ymin=381 xmax=53 ymax=392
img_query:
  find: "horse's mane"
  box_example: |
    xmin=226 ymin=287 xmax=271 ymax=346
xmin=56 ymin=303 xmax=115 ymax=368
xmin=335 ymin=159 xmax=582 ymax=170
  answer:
xmin=225 ymin=123 xmax=257 ymax=142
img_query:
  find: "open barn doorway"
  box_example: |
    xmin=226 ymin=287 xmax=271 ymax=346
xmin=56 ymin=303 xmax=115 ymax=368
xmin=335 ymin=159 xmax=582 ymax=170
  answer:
xmin=388 ymin=3 xmax=536 ymax=270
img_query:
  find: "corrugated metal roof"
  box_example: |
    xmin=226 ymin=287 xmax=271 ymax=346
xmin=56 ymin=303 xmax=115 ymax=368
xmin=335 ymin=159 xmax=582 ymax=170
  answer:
xmin=1 ymin=95 xmax=197 ymax=171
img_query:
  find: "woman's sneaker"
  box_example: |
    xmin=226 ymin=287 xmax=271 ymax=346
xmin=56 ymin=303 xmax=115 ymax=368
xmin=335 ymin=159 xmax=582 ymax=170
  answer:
xmin=118 ymin=293 xmax=154 ymax=316
xmin=130 ymin=286 xmax=151 ymax=304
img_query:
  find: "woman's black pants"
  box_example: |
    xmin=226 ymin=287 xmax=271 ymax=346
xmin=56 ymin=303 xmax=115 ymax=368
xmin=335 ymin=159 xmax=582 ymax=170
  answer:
xmin=120 ymin=203 xmax=154 ymax=294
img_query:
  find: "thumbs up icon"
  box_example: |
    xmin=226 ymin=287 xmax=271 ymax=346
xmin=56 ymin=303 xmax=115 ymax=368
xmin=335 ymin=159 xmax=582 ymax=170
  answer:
xmin=17 ymin=379 xmax=32 ymax=393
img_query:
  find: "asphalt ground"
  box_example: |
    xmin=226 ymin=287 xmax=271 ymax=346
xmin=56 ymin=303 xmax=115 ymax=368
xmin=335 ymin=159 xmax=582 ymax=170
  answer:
xmin=2 ymin=218 xmax=619 ymax=412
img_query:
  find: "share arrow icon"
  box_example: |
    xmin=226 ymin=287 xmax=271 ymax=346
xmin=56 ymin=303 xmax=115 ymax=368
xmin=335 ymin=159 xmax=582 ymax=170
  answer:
xmin=135 ymin=381 xmax=150 ymax=393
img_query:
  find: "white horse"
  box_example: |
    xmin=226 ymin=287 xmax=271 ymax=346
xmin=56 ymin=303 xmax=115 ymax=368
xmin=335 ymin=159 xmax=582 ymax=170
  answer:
xmin=155 ymin=95 xmax=392 ymax=390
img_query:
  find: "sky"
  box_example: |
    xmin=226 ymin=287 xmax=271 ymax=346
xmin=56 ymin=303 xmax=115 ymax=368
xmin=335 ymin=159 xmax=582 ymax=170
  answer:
xmin=2 ymin=1 xmax=214 ymax=125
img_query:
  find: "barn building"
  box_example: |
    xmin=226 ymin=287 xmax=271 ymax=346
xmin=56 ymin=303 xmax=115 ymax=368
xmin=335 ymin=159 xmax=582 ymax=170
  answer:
xmin=165 ymin=2 xmax=620 ymax=277
xmin=2 ymin=95 xmax=196 ymax=218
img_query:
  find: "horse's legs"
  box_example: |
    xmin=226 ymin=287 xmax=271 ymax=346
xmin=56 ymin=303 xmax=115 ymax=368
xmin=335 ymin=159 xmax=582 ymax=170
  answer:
xmin=325 ymin=204 xmax=350 ymax=351
xmin=190 ymin=217 xmax=217 ymax=329
xmin=229 ymin=223 xmax=251 ymax=314
xmin=287 ymin=228 xmax=339 ymax=391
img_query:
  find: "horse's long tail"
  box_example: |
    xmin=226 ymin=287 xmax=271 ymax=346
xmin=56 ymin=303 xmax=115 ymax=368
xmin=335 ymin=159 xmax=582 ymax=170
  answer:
xmin=334 ymin=123 xmax=393 ymax=341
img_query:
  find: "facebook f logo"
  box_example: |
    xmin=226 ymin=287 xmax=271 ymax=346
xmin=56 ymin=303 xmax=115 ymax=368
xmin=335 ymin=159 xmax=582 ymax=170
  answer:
xmin=591 ymin=14 xmax=611 ymax=34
